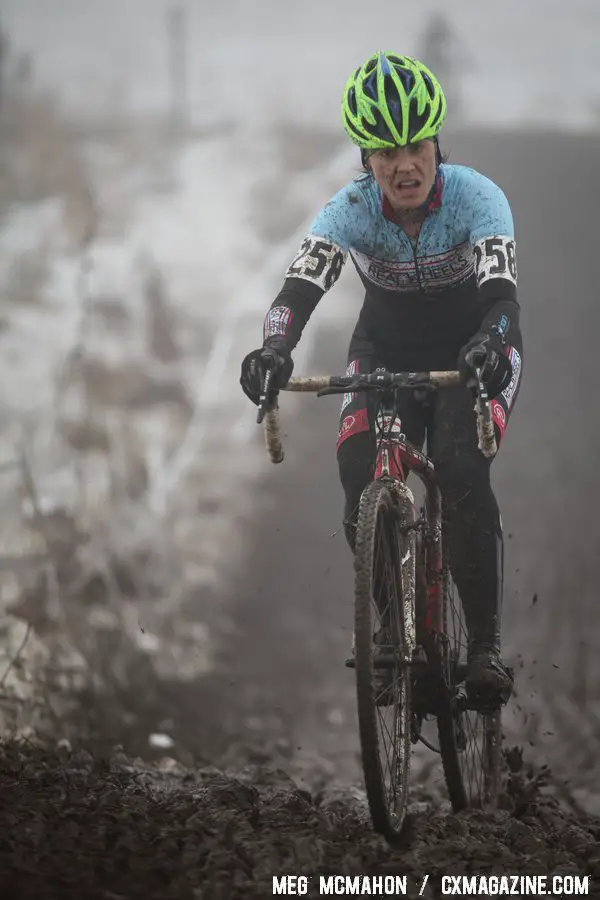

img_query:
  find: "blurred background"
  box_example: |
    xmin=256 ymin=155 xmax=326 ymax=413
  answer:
xmin=0 ymin=0 xmax=599 ymax=812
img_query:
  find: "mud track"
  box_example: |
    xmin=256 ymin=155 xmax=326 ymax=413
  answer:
xmin=2 ymin=129 xmax=600 ymax=897
xmin=1 ymin=741 xmax=599 ymax=900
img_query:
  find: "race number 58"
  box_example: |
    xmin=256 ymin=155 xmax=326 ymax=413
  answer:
xmin=473 ymin=236 xmax=517 ymax=286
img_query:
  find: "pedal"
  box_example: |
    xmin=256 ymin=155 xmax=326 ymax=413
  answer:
xmin=344 ymin=654 xmax=409 ymax=669
xmin=372 ymin=654 xmax=397 ymax=668
xmin=410 ymin=647 xmax=428 ymax=668
xmin=345 ymin=646 xmax=419 ymax=671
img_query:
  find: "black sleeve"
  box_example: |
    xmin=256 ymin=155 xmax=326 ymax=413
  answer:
xmin=478 ymin=278 xmax=523 ymax=357
xmin=260 ymin=234 xmax=347 ymax=351
xmin=474 ymin=278 xmax=523 ymax=401
xmin=262 ymin=278 xmax=324 ymax=351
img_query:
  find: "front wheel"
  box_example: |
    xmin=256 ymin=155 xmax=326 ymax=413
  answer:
xmin=353 ymin=479 xmax=416 ymax=841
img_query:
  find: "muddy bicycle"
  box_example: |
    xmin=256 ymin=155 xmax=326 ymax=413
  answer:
xmin=256 ymin=366 xmax=506 ymax=842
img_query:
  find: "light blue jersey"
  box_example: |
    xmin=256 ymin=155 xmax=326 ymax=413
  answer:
xmin=265 ymin=162 xmax=519 ymax=379
xmin=303 ymin=164 xmax=516 ymax=296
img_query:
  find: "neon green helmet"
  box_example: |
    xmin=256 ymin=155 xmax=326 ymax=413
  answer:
xmin=341 ymin=51 xmax=446 ymax=149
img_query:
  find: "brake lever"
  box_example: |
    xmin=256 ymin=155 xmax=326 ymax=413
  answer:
xmin=473 ymin=365 xmax=497 ymax=458
xmin=474 ymin=365 xmax=488 ymax=402
xmin=256 ymin=366 xmax=276 ymax=424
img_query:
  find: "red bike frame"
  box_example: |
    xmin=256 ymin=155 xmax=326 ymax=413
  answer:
xmin=373 ymin=413 xmax=444 ymax=635
xmin=260 ymin=369 xmax=496 ymax=640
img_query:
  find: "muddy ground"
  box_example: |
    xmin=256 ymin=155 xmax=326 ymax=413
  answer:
xmin=1 ymin=740 xmax=599 ymax=900
xmin=1 ymin=128 xmax=600 ymax=898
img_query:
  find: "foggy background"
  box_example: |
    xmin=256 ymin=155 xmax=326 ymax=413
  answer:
xmin=0 ymin=0 xmax=599 ymax=814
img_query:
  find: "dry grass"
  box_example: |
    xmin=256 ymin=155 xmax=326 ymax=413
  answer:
xmin=0 ymin=70 xmax=94 ymax=249
xmin=0 ymin=37 xmax=221 ymax=745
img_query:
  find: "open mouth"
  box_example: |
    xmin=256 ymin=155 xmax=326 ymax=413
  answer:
xmin=395 ymin=179 xmax=421 ymax=191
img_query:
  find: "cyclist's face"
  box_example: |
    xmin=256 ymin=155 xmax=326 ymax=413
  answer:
xmin=367 ymin=140 xmax=436 ymax=211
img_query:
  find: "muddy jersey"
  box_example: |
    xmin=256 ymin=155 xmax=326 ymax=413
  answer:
xmin=262 ymin=163 xmax=522 ymax=433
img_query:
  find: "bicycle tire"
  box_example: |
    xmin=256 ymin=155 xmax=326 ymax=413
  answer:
xmin=354 ymin=479 xmax=416 ymax=841
xmin=434 ymin=563 xmax=502 ymax=811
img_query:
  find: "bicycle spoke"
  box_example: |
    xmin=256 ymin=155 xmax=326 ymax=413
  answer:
xmin=353 ymin=481 xmax=415 ymax=840
xmin=437 ymin=565 xmax=502 ymax=810
xmin=378 ymin=712 xmax=397 ymax=793
xmin=377 ymin=675 xmax=408 ymax=810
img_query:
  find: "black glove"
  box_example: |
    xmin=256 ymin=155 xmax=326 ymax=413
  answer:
xmin=458 ymin=331 xmax=511 ymax=398
xmin=240 ymin=337 xmax=294 ymax=406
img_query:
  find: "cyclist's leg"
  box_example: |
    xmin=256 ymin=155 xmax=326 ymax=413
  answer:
xmin=429 ymin=384 xmax=516 ymax=697
xmin=335 ymin=364 xmax=374 ymax=551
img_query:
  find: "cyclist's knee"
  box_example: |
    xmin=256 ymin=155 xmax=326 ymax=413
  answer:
xmin=435 ymin=452 xmax=492 ymax=506
xmin=337 ymin=430 xmax=373 ymax=486
xmin=338 ymin=431 xmax=373 ymax=552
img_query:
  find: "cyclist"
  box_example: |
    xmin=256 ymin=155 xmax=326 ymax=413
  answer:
xmin=240 ymin=52 xmax=522 ymax=704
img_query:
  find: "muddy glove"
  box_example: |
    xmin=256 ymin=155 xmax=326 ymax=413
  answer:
xmin=240 ymin=337 xmax=294 ymax=406
xmin=458 ymin=332 xmax=511 ymax=399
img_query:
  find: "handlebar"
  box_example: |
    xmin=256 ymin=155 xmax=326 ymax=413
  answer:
xmin=258 ymin=369 xmax=497 ymax=464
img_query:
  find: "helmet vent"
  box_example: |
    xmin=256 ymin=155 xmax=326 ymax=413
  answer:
xmin=347 ymin=87 xmax=358 ymax=117
xmin=365 ymin=70 xmax=378 ymax=99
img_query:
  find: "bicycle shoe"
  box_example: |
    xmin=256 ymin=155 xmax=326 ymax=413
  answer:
xmin=465 ymin=643 xmax=514 ymax=708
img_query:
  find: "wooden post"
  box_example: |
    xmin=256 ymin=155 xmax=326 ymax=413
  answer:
xmin=167 ymin=3 xmax=188 ymax=137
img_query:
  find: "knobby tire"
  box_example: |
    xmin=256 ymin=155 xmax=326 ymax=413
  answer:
xmin=434 ymin=562 xmax=502 ymax=810
xmin=353 ymin=479 xmax=415 ymax=841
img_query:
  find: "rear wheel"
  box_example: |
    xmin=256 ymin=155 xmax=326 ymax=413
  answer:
xmin=435 ymin=561 xmax=502 ymax=810
xmin=354 ymin=479 xmax=416 ymax=841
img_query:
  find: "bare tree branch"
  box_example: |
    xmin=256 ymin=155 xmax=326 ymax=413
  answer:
xmin=0 ymin=622 xmax=31 ymax=688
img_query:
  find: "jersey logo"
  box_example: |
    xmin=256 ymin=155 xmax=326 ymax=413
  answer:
xmin=501 ymin=346 xmax=522 ymax=408
xmin=350 ymin=242 xmax=474 ymax=293
xmin=473 ymin=236 xmax=517 ymax=287
xmin=285 ymin=235 xmax=345 ymax=291
xmin=264 ymin=306 xmax=292 ymax=339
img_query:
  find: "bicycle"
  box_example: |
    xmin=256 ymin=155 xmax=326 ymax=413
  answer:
xmin=256 ymin=365 xmax=506 ymax=843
